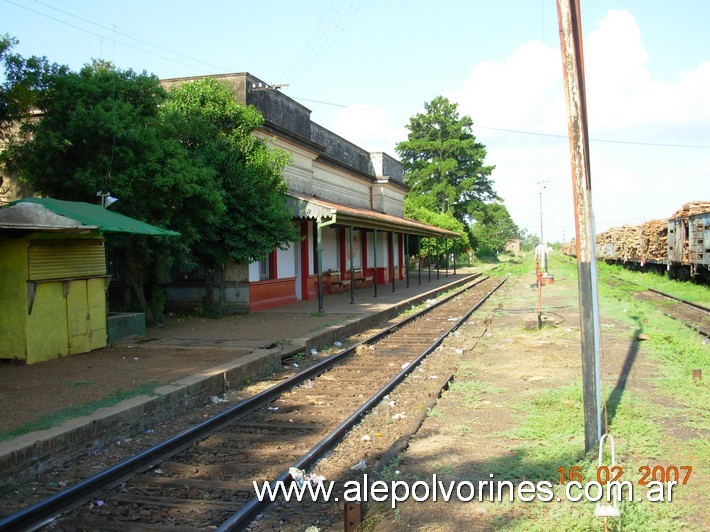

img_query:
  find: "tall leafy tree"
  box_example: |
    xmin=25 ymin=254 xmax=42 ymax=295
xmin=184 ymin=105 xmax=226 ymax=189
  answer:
xmin=0 ymin=35 xmax=67 ymax=142
xmin=470 ymin=202 xmax=519 ymax=256
xmin=1 ymin=59 xmax=223 ymax=323
xmin=396 ymin=96 xmax=497 ymax=222
xmin=404 ymin=193 xmax=470 ymax=263
xmin=164 ymin=78 xmax=298 ymax=310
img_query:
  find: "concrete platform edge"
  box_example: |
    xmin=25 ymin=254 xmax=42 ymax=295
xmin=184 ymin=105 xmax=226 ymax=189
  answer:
xmin=0 ymin=273 xmax=481 ymax=485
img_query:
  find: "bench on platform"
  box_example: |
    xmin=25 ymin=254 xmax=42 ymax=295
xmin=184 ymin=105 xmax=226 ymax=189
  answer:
xmin=328 ymin=269 xmax=351 ymax=293
xmin=353 ymin=268 xmax=373 ymax=287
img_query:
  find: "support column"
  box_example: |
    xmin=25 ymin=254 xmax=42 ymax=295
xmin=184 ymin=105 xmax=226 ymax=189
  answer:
xmin=349 ymin=225 xmax=355 ymax=304
xmin=444 ymin=239 xmax=448 ymax=277
xmin=398 ymin=233 xmax=404 ymax=280
xmin=339 ymin=227 xmax=346 ymax=274
xmin=300 ymin=220 xmax=309 ymax=300
xmin=428 ymin=240 xmax=431 ymax=282
xmin=390 ymin=232 xmax=395 ymax=293
xmin=418 ymin=236 xmax=422 ymax=285
xmin=373 ymin=229 xmax=378 ymax=298
xmin=317 ymin=221 xmax=323 ymax=313
xmin=405 ymin=234 xmax=410 ymax=288
xmin=436 ymin=239 xmax=440 ymax=280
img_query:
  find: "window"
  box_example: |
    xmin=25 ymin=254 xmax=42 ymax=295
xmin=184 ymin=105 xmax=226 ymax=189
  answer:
xmin=259 ymin=255 xmax=270 ymax=280
xmin=259 ymin=250 xmax=277 ymax=280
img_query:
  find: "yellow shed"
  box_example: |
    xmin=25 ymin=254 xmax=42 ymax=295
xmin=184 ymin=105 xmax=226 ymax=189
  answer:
xmin=0 ymin=199 xmax=179 ymax=364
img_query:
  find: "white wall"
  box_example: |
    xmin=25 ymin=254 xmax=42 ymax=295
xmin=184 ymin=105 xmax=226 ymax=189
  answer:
xmin=343 ymin=229 xmax=362 ymax=270
xmin=278 ymin=242 xmax=296 ymax=278
xmin=322 ymin=227 xmax=338 ymax=271
xmin=248 ymin=262 xmax=260 ymax=282
xmin=368 ymin=231 xmax=390 ymax=268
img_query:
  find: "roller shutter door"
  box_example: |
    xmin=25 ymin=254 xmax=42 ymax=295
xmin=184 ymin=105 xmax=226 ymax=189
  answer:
xmin=28 ymin=240 xmax=106 ymax=280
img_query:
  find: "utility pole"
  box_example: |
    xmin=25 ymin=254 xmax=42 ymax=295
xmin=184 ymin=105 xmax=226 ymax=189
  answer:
xmin=557 ymin=0 xmax=602 ymax=454
xmin=537 ymin=180 xmax=550 ymax=274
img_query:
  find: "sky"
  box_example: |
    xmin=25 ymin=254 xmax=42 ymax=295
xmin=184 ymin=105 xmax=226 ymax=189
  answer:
xmin=3 ymin=0 xmax=709 ymax=243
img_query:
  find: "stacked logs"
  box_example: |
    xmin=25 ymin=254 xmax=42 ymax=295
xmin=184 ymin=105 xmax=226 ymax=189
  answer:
xmin=670 ymin=201 xmax=710 ymax=220
xmin=640 ymin=219 xmax=668 ymax=262
xmin=561 ymin=202 xmax=707 ymax=264
xmin=561 ymin=239 xmax=576 ymax=257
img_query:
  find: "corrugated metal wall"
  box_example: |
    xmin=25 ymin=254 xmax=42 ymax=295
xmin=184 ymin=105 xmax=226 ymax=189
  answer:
xmin=28 ymin=240 xmax=106 ymax=280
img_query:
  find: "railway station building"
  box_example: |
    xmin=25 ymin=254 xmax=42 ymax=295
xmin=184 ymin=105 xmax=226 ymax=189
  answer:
xmin=158 ymin=73 xmax=460 ymax=313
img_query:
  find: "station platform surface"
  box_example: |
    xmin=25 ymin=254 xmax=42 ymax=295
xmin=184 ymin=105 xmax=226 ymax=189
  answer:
xmin=0 ymin=265 xmax=497 ymax=482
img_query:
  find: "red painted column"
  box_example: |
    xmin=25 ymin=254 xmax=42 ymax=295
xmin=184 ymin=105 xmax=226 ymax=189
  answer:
xmin=300 ymin=220 xmax=310 ymax=300
xmin=269 ymin=250 xmax=277 ymax=279
xmin=388 ymin=232 xmax=394 ymax=282
xmin=361 ymin=229 xmax=368 ymax=273
xmin=398 ymin=233 xmax=404 ymax=279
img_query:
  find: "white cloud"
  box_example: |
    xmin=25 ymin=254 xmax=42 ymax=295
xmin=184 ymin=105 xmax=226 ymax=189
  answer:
xmin=330 ymin=104 xmax=406 ymax=155
xmin=449 ymin=40 xmax=564 ymax=132
xmin=322 ymin=9 xmax=709 ymax=244
xmin=442 ymin=8 xmax=710 ymax=242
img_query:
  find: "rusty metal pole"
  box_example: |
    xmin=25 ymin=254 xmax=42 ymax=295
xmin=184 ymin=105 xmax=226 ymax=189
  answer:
xmin=557 ymin=0 xmax=602 ymax=454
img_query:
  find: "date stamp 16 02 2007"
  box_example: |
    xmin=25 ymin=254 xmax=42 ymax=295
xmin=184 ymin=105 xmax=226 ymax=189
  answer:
xmin=557 ymin=465 xmax=693 ymax=503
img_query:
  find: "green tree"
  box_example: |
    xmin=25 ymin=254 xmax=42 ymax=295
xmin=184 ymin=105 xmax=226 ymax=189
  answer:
xmin=404 ymin=194 xmax=470 ymax=263
xmin=0 ymin=35 xmax=67 ymax=141
xmin=164 ymin=78 xmax=298 ymax=311
xmin=396 ymin=96 xmax=497 ymax=222
xmin=470 ymin=202 xmax=519 ymax=256
xmin=519 ymin=228 xmax=540 ymax=252
xmin=1 ymin=59 xmax=223 ymax=323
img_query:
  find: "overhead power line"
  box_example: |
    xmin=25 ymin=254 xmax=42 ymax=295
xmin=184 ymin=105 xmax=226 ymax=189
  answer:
xmin=477 ymin=125 xmax=710 ymax=149
xmin=6 ymin=0 xmax=229 ymax=73
xmin=6 ymin=0 xmax=709 ymax=151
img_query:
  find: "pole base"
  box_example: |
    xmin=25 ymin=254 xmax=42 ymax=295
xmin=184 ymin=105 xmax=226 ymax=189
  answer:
xmin=524 ymin=313 xmax=556 ymax=330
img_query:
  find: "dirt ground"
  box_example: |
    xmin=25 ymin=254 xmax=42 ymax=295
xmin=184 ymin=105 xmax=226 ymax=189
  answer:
xmin=355 ymin=271 xmax=708 ymax=530
xmin=0 ymin=312 xmax=330 ymax=434
xmin=1 ymin=268 xmax=706 ymax=530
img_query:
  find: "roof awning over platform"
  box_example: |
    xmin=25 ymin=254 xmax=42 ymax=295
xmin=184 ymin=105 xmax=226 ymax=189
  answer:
xmin=10 ymin=197 xmax=180 ymax=236
xmin=286 ymin=191 xmax=459 ymax=239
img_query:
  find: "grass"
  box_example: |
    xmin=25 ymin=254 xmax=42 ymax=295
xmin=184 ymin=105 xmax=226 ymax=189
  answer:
xmin=369 ymin=251 xmax=706 ymax=529
xmin=472 ymin=254 xmax=708 ymax=530
xmin=447 ymin=378 xmax=506 ymax=408
xmin=0 ymin=381 xmax=161 ymax=442
xmin=596 ymin=260 xmax=710 ymax=306
xmin=399 ymin=253 xmax=704 ymax=529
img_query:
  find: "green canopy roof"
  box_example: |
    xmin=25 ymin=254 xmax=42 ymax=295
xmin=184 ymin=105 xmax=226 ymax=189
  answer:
xmin=14 ymin=197 xmax=180 ymax=237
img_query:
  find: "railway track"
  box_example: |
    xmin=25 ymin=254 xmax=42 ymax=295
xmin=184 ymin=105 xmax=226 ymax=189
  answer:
xmin=645 ymin=288 xmax=710 ymax=338
xmin=0 ymin=275 xmax=504 ymax=531
xmin=607 ymin=276 xmax=710 ymax=337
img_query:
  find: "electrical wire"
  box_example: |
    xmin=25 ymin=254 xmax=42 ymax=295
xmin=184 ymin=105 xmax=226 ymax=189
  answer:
xmin=477 ymin=125 xmax=710 ymax=149
xmin=5 ymin=0 xmax=228 ymax=74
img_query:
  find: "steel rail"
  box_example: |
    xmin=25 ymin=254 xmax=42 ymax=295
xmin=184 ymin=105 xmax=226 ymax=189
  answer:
xmin=647 ymin=288 xmax=710 ymax=314
xmin=647 ymin=288 xmax=710 ymax=338
xmin=217 ymin=276 xmax=507 ymax=530
xmin=0 ymin=274 xmax=490 ymax=531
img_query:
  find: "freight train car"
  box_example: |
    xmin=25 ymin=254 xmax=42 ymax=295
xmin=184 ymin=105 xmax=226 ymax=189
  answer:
xmin=563 ymin=201 xmax=710 ymax=282
xmin=668 ymin=210 xmax=710 ymax=281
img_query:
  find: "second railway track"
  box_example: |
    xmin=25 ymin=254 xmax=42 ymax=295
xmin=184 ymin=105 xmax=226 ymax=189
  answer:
xmin=644 ymin=288 xmax=710 ymax=337
xmin=1 ymin=275 xmax=505 ymax=531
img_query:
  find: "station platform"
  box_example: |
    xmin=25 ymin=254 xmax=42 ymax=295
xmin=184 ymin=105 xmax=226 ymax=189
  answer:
xmin=0 ymin=265 xmax=497 ymax=483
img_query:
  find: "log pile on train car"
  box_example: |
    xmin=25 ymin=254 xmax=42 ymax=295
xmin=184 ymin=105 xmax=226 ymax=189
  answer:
xmin=561 ymin=201 xmax=710 ymax=281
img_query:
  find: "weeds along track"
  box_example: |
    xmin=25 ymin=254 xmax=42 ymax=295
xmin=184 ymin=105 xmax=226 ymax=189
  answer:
xmin=644 ymin=288 xmax=710 ymax=338
xmin=1 ymin=275 xmax=504 ymax=531
xmin=608 ymin=275 xmax=710 ymax=337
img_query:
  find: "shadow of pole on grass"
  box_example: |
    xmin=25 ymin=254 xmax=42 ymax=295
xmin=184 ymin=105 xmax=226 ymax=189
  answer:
xmin=604 ymin=316 xmax=643 ymax=431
